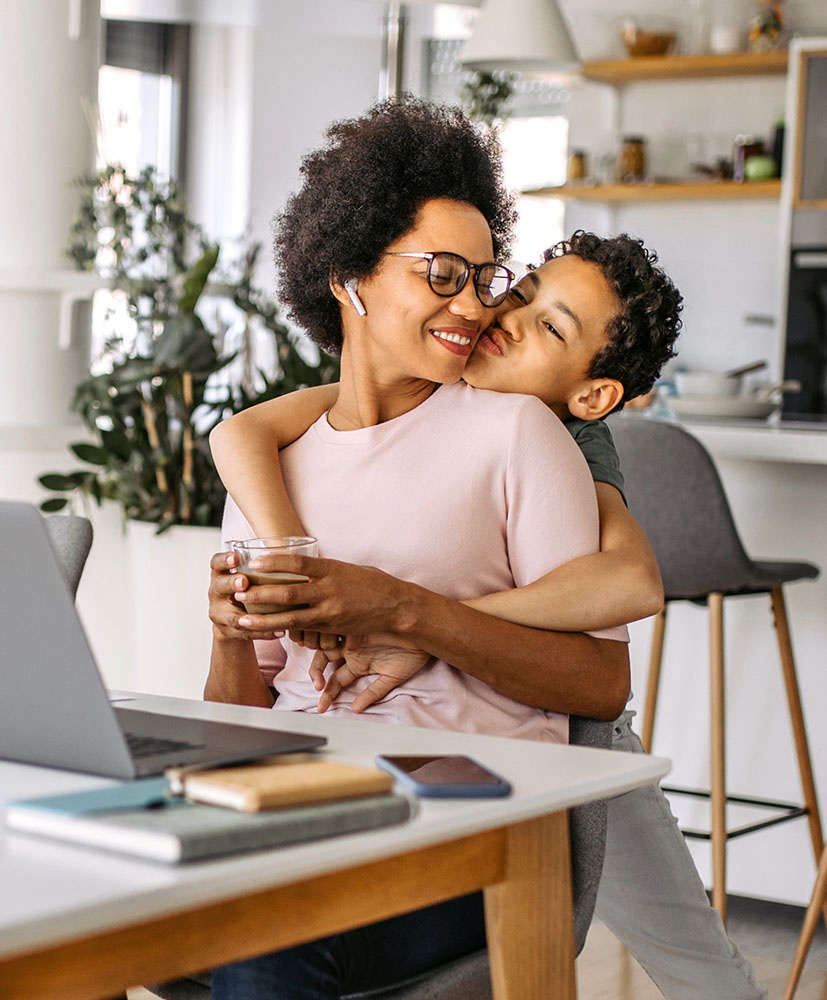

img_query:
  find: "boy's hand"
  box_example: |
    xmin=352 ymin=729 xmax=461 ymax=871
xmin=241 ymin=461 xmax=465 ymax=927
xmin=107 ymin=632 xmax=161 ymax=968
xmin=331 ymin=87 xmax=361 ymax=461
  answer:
xmin=310 ymin=633 xmax=432 ymax=714
xmin=289 ymin=629 xmax=343 ymax=653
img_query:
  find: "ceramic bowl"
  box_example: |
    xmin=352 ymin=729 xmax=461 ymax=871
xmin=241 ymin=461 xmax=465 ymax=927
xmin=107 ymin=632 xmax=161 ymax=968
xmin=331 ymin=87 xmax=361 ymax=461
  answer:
xmin=674 ymin=371 xmax=741 ymax=397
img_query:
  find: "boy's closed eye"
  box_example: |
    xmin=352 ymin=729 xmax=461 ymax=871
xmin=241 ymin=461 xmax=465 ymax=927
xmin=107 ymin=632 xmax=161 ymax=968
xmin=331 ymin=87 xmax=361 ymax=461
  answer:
xmin=543 ymin=320 xmax=565 ymax=342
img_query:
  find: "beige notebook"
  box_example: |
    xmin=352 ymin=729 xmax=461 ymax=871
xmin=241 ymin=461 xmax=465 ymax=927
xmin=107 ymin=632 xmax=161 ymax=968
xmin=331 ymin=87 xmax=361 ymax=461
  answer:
xmin=172 ymin=754 xmax=394 ymax=812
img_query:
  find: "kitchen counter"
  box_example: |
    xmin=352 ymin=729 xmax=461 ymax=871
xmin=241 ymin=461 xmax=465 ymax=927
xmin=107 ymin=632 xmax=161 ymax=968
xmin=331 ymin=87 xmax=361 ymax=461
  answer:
xmin=613 ymin=411 xmax=827 ymax=464
xmin=678 ymin=417 xmax=827 ymax=464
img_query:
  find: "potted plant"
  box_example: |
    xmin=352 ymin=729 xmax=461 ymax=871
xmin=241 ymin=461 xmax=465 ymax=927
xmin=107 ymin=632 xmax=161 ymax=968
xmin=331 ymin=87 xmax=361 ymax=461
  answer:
xmin=41 ymin=165 xmax=339 ymax=533
xmin=40 ymin=165 xmax=339 ymax=697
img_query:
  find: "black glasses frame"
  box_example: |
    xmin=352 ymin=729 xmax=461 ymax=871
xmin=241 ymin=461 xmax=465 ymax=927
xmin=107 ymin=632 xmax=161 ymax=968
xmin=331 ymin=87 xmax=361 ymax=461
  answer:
xmin=383 ymin=251 xmax=515 ymax=307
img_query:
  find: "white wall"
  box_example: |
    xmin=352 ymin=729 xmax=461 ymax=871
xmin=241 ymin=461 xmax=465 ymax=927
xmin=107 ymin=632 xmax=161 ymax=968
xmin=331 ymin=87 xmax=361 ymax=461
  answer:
xmin=246 ymin=1 xmax=385 ymax=295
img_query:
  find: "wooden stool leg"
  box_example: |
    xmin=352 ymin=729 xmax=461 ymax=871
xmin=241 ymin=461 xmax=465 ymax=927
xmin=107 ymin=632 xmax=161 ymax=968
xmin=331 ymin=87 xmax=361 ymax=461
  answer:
xmin=771 ymin=588 xmax=826 ymax=878
xmin=709 ymin=593 xmax=727 ymax=925
xmin=641 ymin=606 xmax=668 ymax=753
xmin=784 ymin=844 xmax=827 ymax=1000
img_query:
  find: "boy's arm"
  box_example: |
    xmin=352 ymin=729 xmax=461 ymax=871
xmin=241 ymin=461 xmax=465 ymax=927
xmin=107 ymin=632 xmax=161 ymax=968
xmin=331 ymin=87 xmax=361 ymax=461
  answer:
xmin=209 ymin=384 xmax=339 ymax=537
xmin=464 ymin=482 xmax=664 ymax=630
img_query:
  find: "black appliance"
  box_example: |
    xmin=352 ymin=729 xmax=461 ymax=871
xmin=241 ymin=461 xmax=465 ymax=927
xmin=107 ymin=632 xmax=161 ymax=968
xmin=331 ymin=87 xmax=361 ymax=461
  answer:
xmin=783 ymin=247 xmax=827 ymax=417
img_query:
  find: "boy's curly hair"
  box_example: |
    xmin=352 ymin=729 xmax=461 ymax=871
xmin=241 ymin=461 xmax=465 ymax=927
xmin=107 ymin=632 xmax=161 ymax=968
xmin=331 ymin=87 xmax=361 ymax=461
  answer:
xmin=274 ymin=97 xmax=516 ymax=356
xmin=544 ymin=231 xmax=683 ymax=409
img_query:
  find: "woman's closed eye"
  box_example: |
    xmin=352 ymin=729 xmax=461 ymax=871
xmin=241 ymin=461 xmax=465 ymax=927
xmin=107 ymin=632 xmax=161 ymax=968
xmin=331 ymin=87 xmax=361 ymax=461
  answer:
xmin=543 ymin=321 xmax=565 ymax=341
xmin=507 ymin=285 xmax=529 ymax=305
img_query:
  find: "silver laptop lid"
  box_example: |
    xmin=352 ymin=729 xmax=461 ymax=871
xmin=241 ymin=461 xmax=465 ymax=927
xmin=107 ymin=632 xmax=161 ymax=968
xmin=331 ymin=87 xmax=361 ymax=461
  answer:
xmin=0 ymin=502 xmax=137 ymax=778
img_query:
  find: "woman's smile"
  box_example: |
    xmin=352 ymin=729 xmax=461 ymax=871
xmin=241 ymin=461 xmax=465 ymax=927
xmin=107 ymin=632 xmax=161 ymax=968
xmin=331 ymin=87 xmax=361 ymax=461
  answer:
xmin=430 ymin=325 xmax=476 ymax=356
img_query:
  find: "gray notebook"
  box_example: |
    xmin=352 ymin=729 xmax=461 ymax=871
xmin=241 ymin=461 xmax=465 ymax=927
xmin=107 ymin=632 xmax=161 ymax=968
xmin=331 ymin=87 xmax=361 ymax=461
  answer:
xmin=5 ymin=778 xmax=416 ymax=864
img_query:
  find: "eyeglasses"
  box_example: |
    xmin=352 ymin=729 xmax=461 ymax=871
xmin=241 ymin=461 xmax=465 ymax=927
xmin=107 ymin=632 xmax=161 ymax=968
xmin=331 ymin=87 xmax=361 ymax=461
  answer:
xmin=383 ymin=252 xmax=515 ymax=307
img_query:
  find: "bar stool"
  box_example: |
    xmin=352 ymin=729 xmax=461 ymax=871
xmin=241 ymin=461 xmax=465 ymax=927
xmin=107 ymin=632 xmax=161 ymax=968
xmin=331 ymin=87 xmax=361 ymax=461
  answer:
xmin=610 ymin=417 xmax=822 ymax=925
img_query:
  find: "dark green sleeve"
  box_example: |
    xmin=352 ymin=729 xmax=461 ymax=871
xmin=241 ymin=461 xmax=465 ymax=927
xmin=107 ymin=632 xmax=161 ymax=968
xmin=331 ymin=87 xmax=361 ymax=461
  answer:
xmin=565 ymin=418 xmax=626 ymax=504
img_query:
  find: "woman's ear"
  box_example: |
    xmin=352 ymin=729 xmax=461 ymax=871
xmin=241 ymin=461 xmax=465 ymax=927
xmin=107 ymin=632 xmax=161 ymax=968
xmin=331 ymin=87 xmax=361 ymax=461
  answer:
xmin=330 ymin=278 xmax=366 ymax=316
xmin=567 ymin=378 xmax=624 ymax=421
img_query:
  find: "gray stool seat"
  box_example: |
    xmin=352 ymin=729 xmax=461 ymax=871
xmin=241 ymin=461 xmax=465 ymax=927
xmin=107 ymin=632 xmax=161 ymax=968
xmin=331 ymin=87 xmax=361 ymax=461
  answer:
xmin=608 ymin=414 xmax=821 ymax=924
xmin=146 ymin=717 xmax=610 ymax=1000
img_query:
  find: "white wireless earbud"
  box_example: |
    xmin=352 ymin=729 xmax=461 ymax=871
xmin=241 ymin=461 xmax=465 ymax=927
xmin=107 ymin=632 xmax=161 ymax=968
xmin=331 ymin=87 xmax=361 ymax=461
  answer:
xmin=344 ymin=278 xmax=367 ymax=316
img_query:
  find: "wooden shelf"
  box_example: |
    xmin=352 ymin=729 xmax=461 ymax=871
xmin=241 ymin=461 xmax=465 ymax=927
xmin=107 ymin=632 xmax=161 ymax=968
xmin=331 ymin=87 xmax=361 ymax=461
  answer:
xmin=523 ymin=180 xmax=782 ymax=203
xmin=582 ymin=50 xmax=788 ymax=85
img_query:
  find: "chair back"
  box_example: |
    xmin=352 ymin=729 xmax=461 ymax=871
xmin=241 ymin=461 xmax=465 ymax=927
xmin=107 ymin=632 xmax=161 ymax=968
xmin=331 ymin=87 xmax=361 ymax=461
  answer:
xmin=608 ymin=418 xmax=755 ymax=600
xmin=43 ymin=514 xmax=93 ymax=598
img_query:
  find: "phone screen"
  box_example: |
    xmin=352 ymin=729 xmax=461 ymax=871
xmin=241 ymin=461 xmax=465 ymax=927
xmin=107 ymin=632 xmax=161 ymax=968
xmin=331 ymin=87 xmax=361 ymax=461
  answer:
xmin=379 ymin=755 xmax=504 ymax=786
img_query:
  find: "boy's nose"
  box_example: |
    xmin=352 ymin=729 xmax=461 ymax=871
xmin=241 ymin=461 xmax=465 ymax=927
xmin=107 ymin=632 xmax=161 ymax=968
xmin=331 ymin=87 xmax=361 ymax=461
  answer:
xmin=493 ymin=314 xmax=521 ymax=342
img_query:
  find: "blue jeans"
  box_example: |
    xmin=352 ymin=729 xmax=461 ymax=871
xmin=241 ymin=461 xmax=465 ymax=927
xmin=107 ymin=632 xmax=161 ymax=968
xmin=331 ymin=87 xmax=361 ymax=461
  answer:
xmin=211 ymin=892 xmax=485 ymax=1000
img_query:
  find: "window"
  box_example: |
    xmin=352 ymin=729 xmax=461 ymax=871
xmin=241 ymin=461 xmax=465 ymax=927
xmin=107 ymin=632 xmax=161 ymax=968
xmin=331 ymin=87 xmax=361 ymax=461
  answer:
xmin=97 ymin=19 xmax=190 ymax=179
xmin=425 ymin=36 xmax=569 ymax=266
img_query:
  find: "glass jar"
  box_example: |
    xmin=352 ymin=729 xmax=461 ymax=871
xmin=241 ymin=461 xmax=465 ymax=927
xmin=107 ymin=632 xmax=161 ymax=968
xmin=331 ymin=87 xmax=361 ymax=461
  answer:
xmin=618 ymin=137 xmax=646 ymax=183
xmin=567 ymin=150 xmax=588 ymax=183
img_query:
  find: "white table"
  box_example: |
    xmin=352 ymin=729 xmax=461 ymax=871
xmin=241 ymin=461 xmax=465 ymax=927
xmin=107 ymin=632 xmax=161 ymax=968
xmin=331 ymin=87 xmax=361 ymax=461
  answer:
xmin=0 ymin=693 xmax=670 ymax=1000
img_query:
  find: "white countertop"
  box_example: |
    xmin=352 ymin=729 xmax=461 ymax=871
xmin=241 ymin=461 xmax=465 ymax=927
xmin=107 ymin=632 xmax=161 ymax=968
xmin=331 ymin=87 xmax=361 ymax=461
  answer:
xmin=676 ymin=417 xmax=827 ymax=464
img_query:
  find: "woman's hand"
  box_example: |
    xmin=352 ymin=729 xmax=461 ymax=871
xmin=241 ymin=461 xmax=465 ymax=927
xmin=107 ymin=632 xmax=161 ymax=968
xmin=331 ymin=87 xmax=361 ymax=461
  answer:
xmin=232 ymin=554 xmax=412 ymax=637
xmin=309 ymin=633 xmax=432 ymax=713
xmin=208 ymin=550 xmax=285 ymax=641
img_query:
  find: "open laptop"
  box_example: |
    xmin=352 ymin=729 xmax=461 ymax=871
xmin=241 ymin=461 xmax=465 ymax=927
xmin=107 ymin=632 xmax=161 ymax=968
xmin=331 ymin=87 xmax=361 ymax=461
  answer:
xmin=0 ymin=501 xmax=325 ymax=778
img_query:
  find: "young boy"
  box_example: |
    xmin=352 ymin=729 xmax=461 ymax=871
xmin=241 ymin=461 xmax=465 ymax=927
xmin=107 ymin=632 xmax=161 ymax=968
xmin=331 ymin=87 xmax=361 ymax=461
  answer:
xmin=209 ymin=229 xmax=767 ymax=1000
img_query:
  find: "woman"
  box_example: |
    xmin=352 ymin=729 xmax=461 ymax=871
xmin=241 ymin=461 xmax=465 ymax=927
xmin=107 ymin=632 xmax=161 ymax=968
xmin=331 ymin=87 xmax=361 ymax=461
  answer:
xmin=206 ymin=97 xmax=628 ymax=1000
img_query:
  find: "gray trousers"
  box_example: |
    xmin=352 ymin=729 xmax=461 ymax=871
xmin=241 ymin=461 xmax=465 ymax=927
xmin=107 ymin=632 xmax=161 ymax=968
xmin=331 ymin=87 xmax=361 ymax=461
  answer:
xmin=595 ymin=711 xmax=768 ymax=999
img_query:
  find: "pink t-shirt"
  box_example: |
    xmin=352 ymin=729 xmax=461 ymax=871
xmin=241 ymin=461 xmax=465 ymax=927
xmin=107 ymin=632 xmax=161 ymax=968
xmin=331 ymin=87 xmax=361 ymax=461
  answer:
xmin=222 ymin=382 xmax=628 ymax=744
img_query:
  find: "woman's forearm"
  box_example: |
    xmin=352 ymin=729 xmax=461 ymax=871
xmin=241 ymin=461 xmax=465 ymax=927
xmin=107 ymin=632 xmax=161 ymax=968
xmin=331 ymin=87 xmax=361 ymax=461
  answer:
xmin=391 ymin=583 xmax=630 ymax=720
xmin=204 ymin=631 xmax=274 ymax=707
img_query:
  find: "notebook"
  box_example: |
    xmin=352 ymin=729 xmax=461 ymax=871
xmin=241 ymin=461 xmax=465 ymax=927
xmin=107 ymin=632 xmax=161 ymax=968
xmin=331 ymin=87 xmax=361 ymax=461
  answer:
xmin=4 ymin=777 xmax=415 ymax=863
xmin=0 ymin=501 xmax=325 ymax=779
xmin=173 ymin=754 xmax=394 ymax=812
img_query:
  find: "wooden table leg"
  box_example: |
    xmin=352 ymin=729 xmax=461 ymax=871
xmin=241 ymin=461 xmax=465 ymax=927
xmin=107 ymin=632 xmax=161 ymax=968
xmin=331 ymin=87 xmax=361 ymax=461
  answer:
xmin=484 ymin=811 xmax=575 ymax=1000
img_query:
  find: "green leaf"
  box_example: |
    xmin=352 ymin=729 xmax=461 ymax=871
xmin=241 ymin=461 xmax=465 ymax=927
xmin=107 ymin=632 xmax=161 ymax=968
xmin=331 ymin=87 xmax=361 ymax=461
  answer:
xmin=101 ymin=428 xmax=132 ymax=461
xmin=40 ymin=497 xmax=69 ymax=513
xmin=179 ymin=244 xmax=219 ymax=314
xmin=70 ymin=442 xmax=110 ymax=466
xmin=38 ymin=472 xmax=89 ymax=491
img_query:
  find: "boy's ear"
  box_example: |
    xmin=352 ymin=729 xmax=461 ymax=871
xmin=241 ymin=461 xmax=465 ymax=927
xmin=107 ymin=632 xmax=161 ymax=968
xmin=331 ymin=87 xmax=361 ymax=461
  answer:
xmin=566 ymin=378 xmax=624 ymax=421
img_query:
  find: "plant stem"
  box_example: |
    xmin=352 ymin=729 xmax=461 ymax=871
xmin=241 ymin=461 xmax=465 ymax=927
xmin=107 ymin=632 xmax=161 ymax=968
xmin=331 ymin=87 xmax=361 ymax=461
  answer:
xmin=141 ymin=394 xmax=172 ymax=507
xmin=181 ymin=371 xmax=194 ymax=522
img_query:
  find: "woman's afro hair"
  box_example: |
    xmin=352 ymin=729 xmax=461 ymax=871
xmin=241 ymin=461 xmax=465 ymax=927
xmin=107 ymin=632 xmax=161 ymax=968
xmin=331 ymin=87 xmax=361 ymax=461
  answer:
xmin=544 ymin=231 xmax=683 ymax=408
xmin=274 ymin=96 xmax=516 ymax=356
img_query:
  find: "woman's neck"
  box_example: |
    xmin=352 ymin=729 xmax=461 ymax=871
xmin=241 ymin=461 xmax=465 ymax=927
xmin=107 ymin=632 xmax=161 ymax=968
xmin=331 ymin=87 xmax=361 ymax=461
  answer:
xmin=327 ymin=350 xmax=438 ymax=431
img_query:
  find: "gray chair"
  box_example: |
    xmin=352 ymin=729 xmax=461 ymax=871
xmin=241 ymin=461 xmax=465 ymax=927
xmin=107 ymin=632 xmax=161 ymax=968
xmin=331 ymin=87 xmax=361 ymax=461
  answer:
xmin=147 ymin=716 xmax=610 ymax=1000
xmin=609 ymin=415 xmax=821 ymax=924
xmin=43 ymin=513 xmax=93 ymax=599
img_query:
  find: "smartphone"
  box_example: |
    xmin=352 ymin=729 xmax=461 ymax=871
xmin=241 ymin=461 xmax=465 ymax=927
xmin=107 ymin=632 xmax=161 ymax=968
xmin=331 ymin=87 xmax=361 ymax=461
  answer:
xmin=375 ymin=754 xmax=512 ymax=798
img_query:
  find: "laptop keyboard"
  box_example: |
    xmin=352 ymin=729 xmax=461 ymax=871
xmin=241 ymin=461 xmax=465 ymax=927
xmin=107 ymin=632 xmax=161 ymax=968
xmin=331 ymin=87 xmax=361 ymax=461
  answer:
xmin=125 ymin=732 xmax=205 ymax=759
